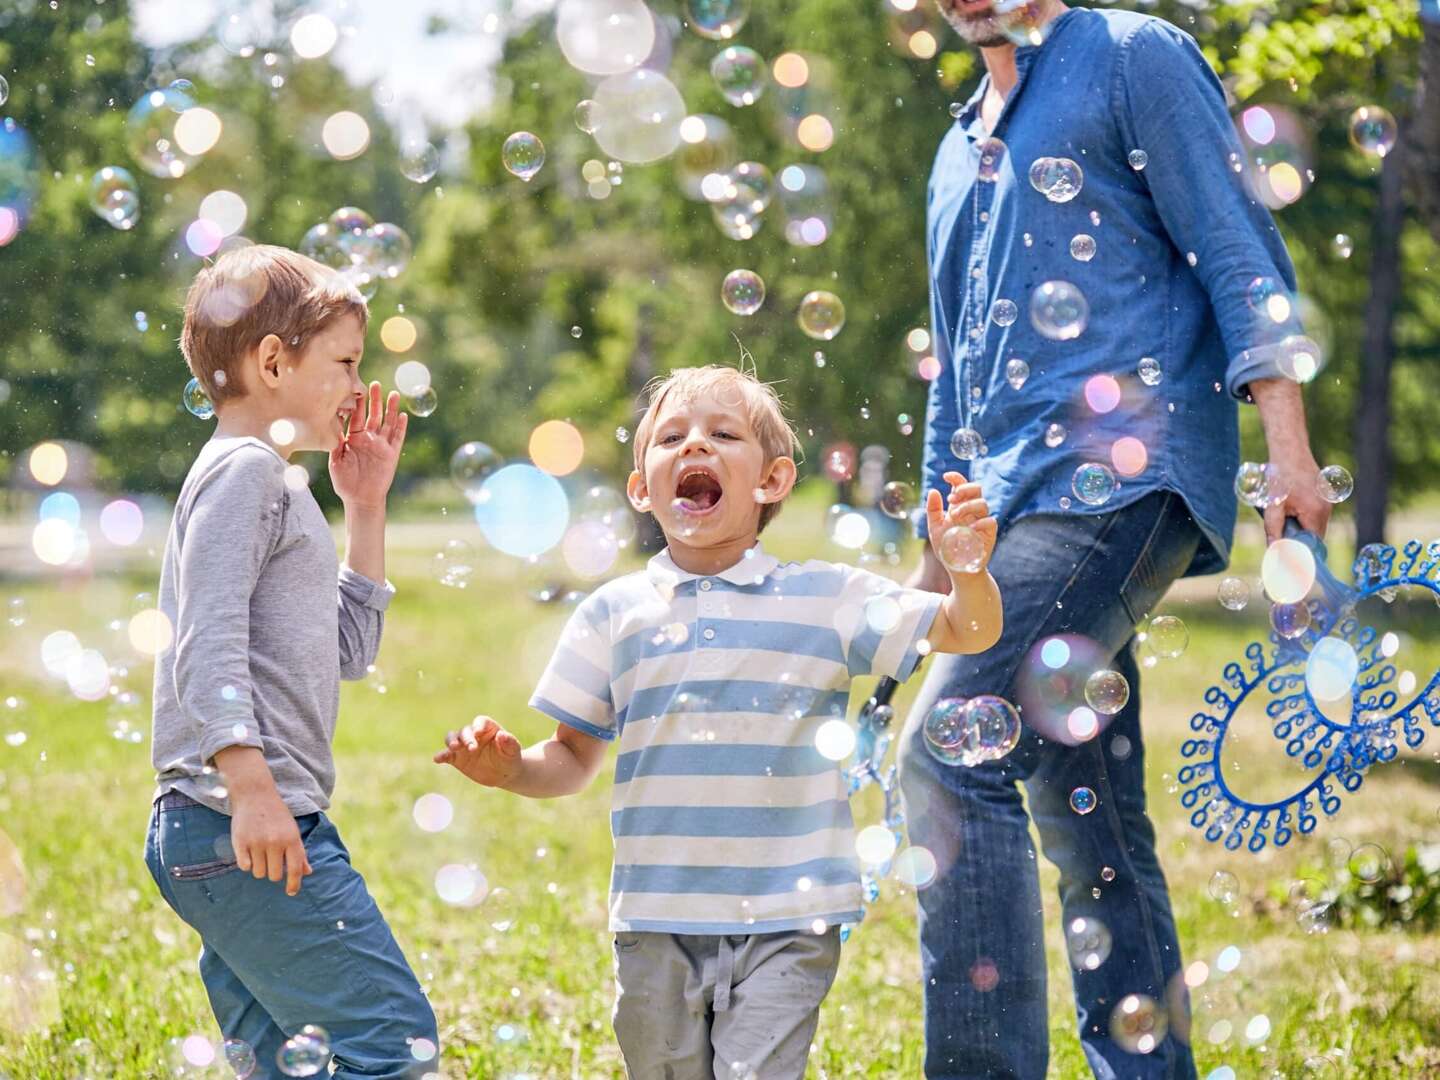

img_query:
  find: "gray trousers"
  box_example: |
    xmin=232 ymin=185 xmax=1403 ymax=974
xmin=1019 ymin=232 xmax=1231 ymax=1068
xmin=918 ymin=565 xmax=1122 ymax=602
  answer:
xmin=612 ymin=927 xmax=842 ymax=1079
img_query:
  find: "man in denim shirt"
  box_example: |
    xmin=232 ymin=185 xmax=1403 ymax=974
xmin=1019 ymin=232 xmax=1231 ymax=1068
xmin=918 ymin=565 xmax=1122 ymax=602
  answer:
xmin=900 ymin=2 xmax=1331 ymax=1077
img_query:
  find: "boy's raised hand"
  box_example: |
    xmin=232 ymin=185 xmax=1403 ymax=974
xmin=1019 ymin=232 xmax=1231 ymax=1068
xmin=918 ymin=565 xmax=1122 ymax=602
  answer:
xmin=925 ymin=471 xmax=998 ymax=574
xmin=330 ymin=381 xmax=408 ymax=511
xmin=434 ymin=716 xmax=524 ymax=789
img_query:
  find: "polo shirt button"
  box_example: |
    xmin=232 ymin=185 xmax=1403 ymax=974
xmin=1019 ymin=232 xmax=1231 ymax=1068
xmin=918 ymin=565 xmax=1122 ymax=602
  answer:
xmin=700 ymin=580 xmax=712 ymax=591
xmin=703 ymin=628 xmax=716 ymax=641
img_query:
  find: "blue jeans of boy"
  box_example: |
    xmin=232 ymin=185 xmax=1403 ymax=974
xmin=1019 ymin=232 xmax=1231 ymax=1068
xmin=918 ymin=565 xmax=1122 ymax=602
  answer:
xmin=899 ymin=490 xmax=1202 ymax=1080
xmin=144 ymin=791 xmax=437 ymax=1079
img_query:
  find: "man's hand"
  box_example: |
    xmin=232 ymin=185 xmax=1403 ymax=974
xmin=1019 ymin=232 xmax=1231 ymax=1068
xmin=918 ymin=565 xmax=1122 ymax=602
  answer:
xmin=231 ymin=786 xmax=312 ymax=896
xmin=330 ymin=381 xmax=408 ymax=513
xmin=925 ymin=472 xmax=999 ymax=575
xmin=434 ymin=716 xmax=524 ymax=789
xmin=1249 ymin=377 xmax=1331 ymax=544
xmin=1263 ymin=451 xmax=1332 ymax=545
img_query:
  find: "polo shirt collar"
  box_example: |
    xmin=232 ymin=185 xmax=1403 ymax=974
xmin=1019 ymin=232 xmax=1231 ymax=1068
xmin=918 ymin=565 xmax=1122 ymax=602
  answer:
xmin=646 ymin=543 xmax=780 ymax=588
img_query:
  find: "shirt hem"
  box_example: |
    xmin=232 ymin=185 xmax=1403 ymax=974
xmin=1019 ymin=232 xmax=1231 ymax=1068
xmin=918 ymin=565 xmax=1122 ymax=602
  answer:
xmin=610 ymin=910 xmax=864 ymax=935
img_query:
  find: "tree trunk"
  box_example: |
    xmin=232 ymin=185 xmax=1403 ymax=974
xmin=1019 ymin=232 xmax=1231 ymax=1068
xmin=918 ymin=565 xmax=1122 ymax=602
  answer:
xmin=1353 ymin=141 xmax=1406 ymax=550
xmin=1410 ymin=3 xmax=1440 ymax=245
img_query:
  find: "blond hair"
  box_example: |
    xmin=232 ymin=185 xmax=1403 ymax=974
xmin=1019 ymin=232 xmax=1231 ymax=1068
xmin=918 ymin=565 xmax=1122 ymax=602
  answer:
xmin=180 ymin=244 xmax=369 ymax=405
xmin=633 ymin=364 xmax=802 ymax=533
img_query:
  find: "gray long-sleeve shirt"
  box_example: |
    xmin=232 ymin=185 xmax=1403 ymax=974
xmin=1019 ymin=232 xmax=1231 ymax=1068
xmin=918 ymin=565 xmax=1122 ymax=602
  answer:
xmin=151 ymin=436 xmax=393 ymax=816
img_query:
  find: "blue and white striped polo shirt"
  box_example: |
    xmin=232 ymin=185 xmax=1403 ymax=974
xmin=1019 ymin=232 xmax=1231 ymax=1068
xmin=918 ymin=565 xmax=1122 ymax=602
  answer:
xmin=530 ymin=542 xmax=943 ymax=935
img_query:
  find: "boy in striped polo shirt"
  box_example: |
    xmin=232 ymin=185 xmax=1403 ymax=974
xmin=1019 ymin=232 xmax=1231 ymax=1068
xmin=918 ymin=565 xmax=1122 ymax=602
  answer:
xmin=436 ymin=364 xmax=1002 ymax=1078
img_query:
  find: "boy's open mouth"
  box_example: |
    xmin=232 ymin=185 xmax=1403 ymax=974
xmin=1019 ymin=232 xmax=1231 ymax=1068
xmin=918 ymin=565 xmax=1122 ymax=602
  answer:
xmin=675 ymin=468 xmax=724 ymax=514
xmin=336 ymin=405 xmax=354 ymax=440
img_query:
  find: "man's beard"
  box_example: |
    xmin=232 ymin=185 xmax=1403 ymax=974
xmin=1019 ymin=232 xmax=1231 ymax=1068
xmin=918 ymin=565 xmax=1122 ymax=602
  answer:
xmin=939 ymin=7 xmax=1009 ymax=48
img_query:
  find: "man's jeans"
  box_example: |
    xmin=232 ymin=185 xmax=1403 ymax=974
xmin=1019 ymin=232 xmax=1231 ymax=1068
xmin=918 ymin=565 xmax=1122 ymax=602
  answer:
xmin=899 ymin=490 xmax=1202 ymax=1080
xmin=144 ymin=791 xmax=437 ymax=1079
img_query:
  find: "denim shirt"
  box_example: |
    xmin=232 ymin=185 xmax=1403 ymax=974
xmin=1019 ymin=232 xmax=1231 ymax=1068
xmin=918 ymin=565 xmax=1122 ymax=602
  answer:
xmin=921 ymin=8 xmax=1303 ymax=576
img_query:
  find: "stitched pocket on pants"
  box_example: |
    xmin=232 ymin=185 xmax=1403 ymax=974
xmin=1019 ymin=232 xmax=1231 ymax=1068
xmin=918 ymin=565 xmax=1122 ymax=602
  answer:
xmin=169 ymin=858 xmax=238 ymax=882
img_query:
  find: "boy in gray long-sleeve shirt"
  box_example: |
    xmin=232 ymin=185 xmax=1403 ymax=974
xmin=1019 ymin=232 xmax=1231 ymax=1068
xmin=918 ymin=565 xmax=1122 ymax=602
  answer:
xmin=144 ymin=245 xmax=437 ymax=1079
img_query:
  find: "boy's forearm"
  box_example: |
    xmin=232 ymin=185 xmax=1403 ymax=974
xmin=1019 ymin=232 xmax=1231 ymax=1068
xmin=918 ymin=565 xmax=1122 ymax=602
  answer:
xmin=343 ymin=505 xmax=386 ymax=583
xmin=501 ymin=737 xmax=601 ymax=799
xmin=931 ymin=573 xmax=1003 ymax=654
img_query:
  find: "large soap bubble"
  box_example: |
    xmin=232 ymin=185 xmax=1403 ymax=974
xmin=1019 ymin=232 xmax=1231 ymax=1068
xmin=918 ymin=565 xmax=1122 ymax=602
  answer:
xmin=473 ymin=464 xmax=570 ymax=558
xmin=592 ymin=69 xmax=686 ymax=164
xmin=556 ymin=0 xmax=656 ymax=76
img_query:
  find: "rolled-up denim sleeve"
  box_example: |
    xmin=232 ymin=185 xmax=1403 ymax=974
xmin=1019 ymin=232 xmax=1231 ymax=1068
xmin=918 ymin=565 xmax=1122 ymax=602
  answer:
xmin=919 ymin=212 xmax=966 ymax=541
xmin=1113 ymin=19 xmax=1304 ymax=399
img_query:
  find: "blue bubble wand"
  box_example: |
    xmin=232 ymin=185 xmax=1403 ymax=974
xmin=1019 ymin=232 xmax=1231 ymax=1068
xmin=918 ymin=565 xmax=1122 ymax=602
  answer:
xmin=1178 ymin=522 xmax=1440 ymax=852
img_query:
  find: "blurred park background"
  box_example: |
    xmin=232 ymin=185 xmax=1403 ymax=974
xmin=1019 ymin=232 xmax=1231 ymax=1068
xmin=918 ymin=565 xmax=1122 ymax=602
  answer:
xmin=4 ymin=0 xmax=1440 ymax=1076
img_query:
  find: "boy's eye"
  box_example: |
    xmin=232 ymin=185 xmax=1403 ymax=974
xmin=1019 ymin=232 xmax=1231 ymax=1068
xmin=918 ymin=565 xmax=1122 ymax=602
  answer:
xmin=714 ymin=431 xmax=737 ymax=440
xmin=660 ymin=433 xmax=682 ymax=444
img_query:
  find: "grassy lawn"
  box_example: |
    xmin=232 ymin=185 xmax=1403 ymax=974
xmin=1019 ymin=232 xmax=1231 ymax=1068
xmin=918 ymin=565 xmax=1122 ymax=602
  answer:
xmin=3 ymin=483 xmax=1440 ymax=1077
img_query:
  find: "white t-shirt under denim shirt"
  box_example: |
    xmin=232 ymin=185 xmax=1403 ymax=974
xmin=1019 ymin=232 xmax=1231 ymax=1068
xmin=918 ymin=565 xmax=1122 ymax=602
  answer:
xmin=150 ymin=436 xmax=393 ymax=816
xmin=530 ymin=543 xmax=943 ymax=934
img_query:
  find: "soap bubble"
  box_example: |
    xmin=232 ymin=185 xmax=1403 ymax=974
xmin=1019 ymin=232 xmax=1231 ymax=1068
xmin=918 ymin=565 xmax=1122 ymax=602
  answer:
xmin=276 ymin=1026 xmax=330 ymax=1077
xmin=1005 ymin=358 xmax=1029 ymax=390
xmin=711 ymin=45 xmax=766 ymax=107
xmin=814 ymin=718 xmax=856 ymax=761
xmin=976 ymin=137 xmax=1007 ymax=182
xmin=687 ymin=0 xmax=750 ymax=39
xmin=1030 ymin=156 xmax=1083 ymax=202
xmin=126 ymin=83 xmax=208 ymax=178
xmin=1217 ymin=577 xmax=1250 ymax=611
xmin=1072 ymin=463 xmax=1117 ymax=507
xmin=1234 ymin=461 xmax=1288 ymax=508
xmin=990 ymin=298 xmax=1018 ymax=326
xmin=797 ymin=290 xmax=846 ymax=340
xmin=1332 ymin=233 xmax=1354 ymax=259
xmin=88 ymin=166 xmax=140 ymax=229
xmin=402 ymin=387 xmax=438 ymax=417
xmin=937 ymin=525 xmax=986 ymax=575
xmin=1306 ymin=636 xmax=1358 ymax=702
xmin=1144 ymin=615 xmax=1188 ymax=659
xmin=879 ymin=481 xmax=916 ymax=520
xmin=0 ymin=76 xmax=8 ymax=107
xmin=676 ymin=115 xmax=737 ymax=198
xmin=950 ymin=427 xmax=984 ymax=460
xmin=1069 ymin=786 xmax=1097 ymax=815
xmin=1128 ymin=148 xmax=1148 ymax=170
xmin=592 ymin=69 xmax=687 ymax=164
xmin=223 ymin=1038 xmax=257 ymax=1079
xmin=1348 ymin=105 xmax=1397 ymax=157
xmin=475 ymin=464 xmax=570 ymax=558
xmin=922 ymin=696 xmax=1019 ymax=766
xmin=556 ymin=0 xmax=656 ymax=76
xmin=1209 ymin=869 xmax=1239 ymax=904
xmin=183 ymin=377 xmax=214 ymax=419
xmin=1044 ymin=423 xmax=1066 ymax=449
xmin=1111 ymin=994 xmax=1167 ymax=1054
xmin=892 ymin=845 xmax=938 ymax=888
xmin=1348 ymin=843 xmax=1390 ymax=883
xmin=574 ymin=99 xmax=598 ymax=134
xmin=1084 ymin=670 xmax=1129 ymax=715
xmin=1030 ymin=280 xmax=1088 ymax=341
xmin=435 ymin=863 xmax=487 ymax=906
xmin=1261 ymin=537 xmax=1315 ymax=604
xmin=1315 ymin=465 xmax=1353 ymax=504
xmin=502 ymin=132 xmax=545 ymax=181
xmin=329 ymin=205 xmax=374 ymax=236
xmin=720 ymin=269 xmax=764 ymax=315
xmin=856 ymin=824 xmax=898 ymax=865
xmin=1137 ymin=356 xmax=1162 ymax=386
xmin=412 ymin=792 xmax=455 ymax=832
xmin=1270 ymin=601 xmax=1311 ymax=639
xmin=825 ymin=504 xmax=870 ymax=549
xmin=399 ymin=137 xmax=439 ymax=182
xmin=1069 ymin=234 xmax=1096 ymax=262
xmin=1065 ymin=916 xmax=1113 ymax=970
xmin=450 ymin=442 xmax=502 ymax=502
xmin=995 ymin=0 xmax=1050 ymax=46
xmin=368 ymin=223 xmax=412 ymax=279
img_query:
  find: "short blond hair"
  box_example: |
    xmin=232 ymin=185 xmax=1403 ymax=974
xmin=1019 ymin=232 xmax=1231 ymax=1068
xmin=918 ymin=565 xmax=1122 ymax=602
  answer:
xmin=180 ymin=244 xmax=369 ymax=405
xmin=633 ymin=364 xmax=802 ymax=533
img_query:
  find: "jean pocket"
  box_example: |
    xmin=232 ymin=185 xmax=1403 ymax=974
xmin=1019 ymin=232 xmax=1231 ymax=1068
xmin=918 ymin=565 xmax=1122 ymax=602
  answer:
xmin=168 ymin=858 xmax=239 ymax=882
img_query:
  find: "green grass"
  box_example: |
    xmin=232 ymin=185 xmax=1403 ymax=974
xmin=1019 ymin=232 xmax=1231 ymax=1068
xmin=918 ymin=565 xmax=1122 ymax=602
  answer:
xmin=3 ymin=487 xmax=1440 ymax=1077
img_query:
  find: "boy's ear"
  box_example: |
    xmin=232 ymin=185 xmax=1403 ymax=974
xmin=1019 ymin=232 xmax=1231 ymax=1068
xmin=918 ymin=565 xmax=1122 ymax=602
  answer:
xmin=254 ymin=333 xmax=284 ymax=389
xmin=754 ymin=456 xmax=797 ymax=506
xmin=626 ymin=469 xmax=651 ymax=513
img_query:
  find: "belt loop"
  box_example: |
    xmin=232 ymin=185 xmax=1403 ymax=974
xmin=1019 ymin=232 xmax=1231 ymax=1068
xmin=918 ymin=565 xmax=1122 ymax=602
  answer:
xmin=714 ymin=936 xmax=736 ymax=1013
